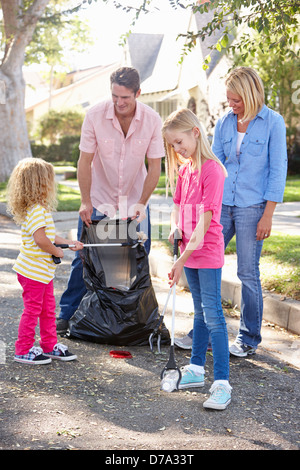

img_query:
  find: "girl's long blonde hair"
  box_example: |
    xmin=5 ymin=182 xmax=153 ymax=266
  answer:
xmin=162 ymin=108 xmax=227 ymax=193
xmin=7 ymin=158 xmax=57 ymax=225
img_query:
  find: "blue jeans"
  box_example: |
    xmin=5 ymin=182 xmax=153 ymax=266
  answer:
xmin=184 ymin=267 xmax=230 ymax=381
xmin=221 ymin=203 xmax=265 ymax=348
xmin=59 ymin=207 xmax=151 ymax=321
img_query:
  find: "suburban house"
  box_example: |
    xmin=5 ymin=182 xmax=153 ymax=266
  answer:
xmin=126 ymin=8 xmax=231 ymax=134
xmin=25 ymin=8 xmax=231 ymax=139
xmin=24 ymin=62 xmax=121 ymax=136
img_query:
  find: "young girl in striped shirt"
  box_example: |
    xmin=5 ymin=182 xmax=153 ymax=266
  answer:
xmin=7 ymin=158 xmax=83 ymax=365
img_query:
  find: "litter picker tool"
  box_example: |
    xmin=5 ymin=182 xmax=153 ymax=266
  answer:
xmin=149 ymin=286 xmax=172 ymax=353
xmin=52 ymin=240 xmax=142 ymax=264
xmin=149 ymin=229 xmax=182 ymax=353
xmin=160 ymin=229 xmax=182 ymax=392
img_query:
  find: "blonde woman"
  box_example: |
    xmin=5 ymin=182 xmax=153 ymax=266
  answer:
xmin=7 ymin=158 xmax=83 ymax=364
xmin=163 ymin=108 xmax=231 ymax=410
xmin=212 ymin=66 xmax=287 ymax=357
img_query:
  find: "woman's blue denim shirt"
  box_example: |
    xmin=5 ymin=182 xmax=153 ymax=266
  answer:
xmin=212 ymin=105 xmax=288 ymax=207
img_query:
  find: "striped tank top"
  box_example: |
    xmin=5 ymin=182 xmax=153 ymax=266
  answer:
xmin=13 ymin=204 xmax=57 ymax=284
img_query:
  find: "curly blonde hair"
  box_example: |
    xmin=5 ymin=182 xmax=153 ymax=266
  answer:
xmin=7 ymin=158 xmax=57 ymax=225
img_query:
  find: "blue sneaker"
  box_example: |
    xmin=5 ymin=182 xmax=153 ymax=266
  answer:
xmin=203 ymin=383 xmax=231 ymax=410
xmin=178 ymin=366 xmax=205 ymax=389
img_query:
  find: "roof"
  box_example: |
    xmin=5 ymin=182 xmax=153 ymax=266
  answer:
xmin=127 ymin=34 xmax=164 ymax=83
xmin=127 ymin=10 xmax=226 ymax=95
xmin=24 ymin=62 xmax=119 ymax=111
xmin=194 ymin=10 xmax=232 ymax=76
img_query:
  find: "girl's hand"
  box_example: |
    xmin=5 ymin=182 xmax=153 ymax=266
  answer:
xmin=168 ymin=227 xmax=182 ymax=245
xmin=55 ymin=247 xmax=64 ymax=259
xmin=69 ymin=241 xmax=84 ymax=251
xmin=168 ymin=258 xmax=184 ymax=287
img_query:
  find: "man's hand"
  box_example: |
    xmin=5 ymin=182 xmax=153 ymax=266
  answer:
xmin=132 ymin=203 xmax=146 ymax=223
xmin=79 ymin=201 xmax=93 ymax=227
xmin=77 ymin=151 xmax=94 ymax=227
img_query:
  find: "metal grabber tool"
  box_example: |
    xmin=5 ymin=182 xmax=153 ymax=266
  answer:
xmin=159 ymin=229 xmax=182 ymax=392
xmin=52 ymin=240 xmax=142 ymax=264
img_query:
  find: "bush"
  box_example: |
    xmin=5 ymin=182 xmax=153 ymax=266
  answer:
xmin=31 ymin=135 xmax=80 ymax=164
xmin=38 ymin=108 xmax=84 ymax=144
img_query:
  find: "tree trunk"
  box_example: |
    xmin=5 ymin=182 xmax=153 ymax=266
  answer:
xmin=0 ymin=68 xmax=32 ymax=181
xmin=0 ymin=0 xmax=50 ymax=182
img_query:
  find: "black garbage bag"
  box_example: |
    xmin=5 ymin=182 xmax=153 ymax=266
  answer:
xmin=68 ymin=218 xmax=170 ymax=346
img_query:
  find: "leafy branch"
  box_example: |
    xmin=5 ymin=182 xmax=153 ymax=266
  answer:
xmin=175 ymin=0 xmax=299 ymax=69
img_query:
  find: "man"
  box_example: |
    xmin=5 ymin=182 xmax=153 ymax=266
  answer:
xmin=56 ymin=67 xmax=164 ymax=334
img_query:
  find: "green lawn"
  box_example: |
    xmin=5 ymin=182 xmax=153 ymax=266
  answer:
xmin=56 ymin=184 xmax=81 ymax=212
xmin=154 ymin=174 xmax=300 ymax=201
xmin=0 ymin=181 xmax=81 ymax=211
xmin=283 ymin=176 xmax=300 ymax=202
xmin=225 ymin=232 xmax=300 ymax=301
xmin=1 ymin=172 xmax=299 ymax=205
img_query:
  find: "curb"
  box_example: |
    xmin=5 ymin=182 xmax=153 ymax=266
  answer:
xmin=149 ymin=251 xmax=300 ymax=336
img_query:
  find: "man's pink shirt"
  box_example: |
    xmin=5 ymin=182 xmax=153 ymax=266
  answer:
xmin=173 ymin=160 xmax=225 ymax=269
xmin=79 ymin=100 xmax=164 ymax=217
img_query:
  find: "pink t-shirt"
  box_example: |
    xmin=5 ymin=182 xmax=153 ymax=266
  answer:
xmin=173 ymin=159 xmax=225 ymax=269
xmin=79 ymin=100 xmax=164 ymax=217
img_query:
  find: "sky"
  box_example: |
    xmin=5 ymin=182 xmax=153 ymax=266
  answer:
xmin=70 ymin=0 xmax=192 ymax=70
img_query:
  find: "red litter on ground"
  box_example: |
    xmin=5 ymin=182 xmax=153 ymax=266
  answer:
xmin=109 ymin=350 xmax=133 ymax=359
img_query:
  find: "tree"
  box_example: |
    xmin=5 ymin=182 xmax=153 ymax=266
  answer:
xmin=113 ymin=0 xmax=299 ymax=78
xmin=0 ymin=0 xmax=89 ymax=182
xmin=231 ymin=34 xmax=300 ymax=163
xmin=0 ymin=0 xmax=50 ymax=182
xmin=26 ymin=2 xmax=93 ymax=110
xmin=165 ymin=1 xmax=299 ymax=70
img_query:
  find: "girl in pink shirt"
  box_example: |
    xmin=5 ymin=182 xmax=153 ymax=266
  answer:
xmin=162 ymin=108 xmax=232 ymax=410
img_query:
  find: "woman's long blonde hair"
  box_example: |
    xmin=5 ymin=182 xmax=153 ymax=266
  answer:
xmin=162 ymin=108 xmax=227 ymax=193
xmin=7 ymin=158 xmax=57 ymax=225
xmin=225 ymin=66 xmax=265 ymax=122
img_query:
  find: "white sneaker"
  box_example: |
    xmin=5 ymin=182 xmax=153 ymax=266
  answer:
xmin=229 ymin=341 xmax=256 ymax=357
xmin=174 ymin=335 xmax=193 ymax=349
